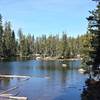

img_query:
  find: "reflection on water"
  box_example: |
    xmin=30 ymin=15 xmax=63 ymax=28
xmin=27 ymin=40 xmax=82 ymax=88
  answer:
xmin=0 ymin=60 xmax=86 ymax=100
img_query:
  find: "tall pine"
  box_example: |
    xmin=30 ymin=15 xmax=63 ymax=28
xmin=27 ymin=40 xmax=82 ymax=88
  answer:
xmin=3 ymin=22 xmax=13 ymax=57
xmin=0 ymin=14 xmax=3 ymax=57
xmin=87 ymin=0 xmax=100 ymax=74
xmin=11 ymin=30 xmax=16 ymax=56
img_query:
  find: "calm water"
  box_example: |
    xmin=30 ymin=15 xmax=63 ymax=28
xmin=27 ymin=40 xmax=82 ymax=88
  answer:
xmin=0 ymin=60 xmax=87 ymax=100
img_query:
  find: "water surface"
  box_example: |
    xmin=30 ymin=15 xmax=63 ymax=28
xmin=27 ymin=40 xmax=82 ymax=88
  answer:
xmin=0 ymin=60 xmax=87 ymax=100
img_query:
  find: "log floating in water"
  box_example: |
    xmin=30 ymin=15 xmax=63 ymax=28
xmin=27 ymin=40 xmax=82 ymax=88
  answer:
xmin=0 ymin=75 xmax=29 ymax=100
xmin=0 ymin=75 xmax=31 ymax=78
xmin=0 ymin=85 xmax=28 ymax=100
xmin=9 ymin=96 xmax=27 ymax=100
xmin=0 ymin=93 xmax=13 ymax=96
xmin=0 ymin=74 xmax=50 ymax=79
xmin=0 ymin=95 xmax=27 ymax=100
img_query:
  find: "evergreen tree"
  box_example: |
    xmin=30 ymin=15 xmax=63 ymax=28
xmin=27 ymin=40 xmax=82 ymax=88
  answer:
xmin=81 ymin=2 xmax=100 ymax=100
xmin=18 ymin=28 xmax=24 ymax=57
xmin=11 ymin=30 xmax=16 ymax=56
xmin=61 ymin=32 xmax=68 ymax=58
xmin=0 ymin=14 xmax=93 ymax=59
xmin=27 ymin=34 xmax=33 ymax=55
xmin=41 ymin=35 xmax=47 ymax=56
xmin=0 ymin=14 xmax=3 ymax=57
xmin=87 ymin=0 xmax=100 ymax=74
xmin=31 ymin=35 xmax=35 ymax=54
xmin=3 ymin=22 xmax=12 ymax=57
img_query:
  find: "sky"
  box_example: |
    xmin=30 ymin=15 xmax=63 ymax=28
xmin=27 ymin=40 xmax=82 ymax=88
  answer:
xmin=0 ymin=0 xmax=97 ymax=37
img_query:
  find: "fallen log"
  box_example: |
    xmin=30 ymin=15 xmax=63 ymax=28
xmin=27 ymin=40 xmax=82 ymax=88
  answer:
xmin=0 ymin=95 xmax=27 ymax=100
xmin=0 ymin=87 xmax=28 ymax=100
xmin=0 ymin=75 xmax=31 ymax=78
xmin=9 ymin=96 xmax=27 ymax=100
xmin=0 ymin=74 xmax=50 ymax=79
xmin=0 ymin=93 xmax=12 ymax=96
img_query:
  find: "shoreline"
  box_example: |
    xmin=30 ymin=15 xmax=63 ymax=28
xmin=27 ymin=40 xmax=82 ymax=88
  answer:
xmin=36 ymin=56 xmax=82 ymax=61
xmin=0 ymin=56 xmax=82 ymax=61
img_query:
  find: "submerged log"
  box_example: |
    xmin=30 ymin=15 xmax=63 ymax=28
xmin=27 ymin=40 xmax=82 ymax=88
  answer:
xmin=0 ymin=75 xmax=29 ymax=100
xmin=0 ymin=86 xmax=19 ymax=94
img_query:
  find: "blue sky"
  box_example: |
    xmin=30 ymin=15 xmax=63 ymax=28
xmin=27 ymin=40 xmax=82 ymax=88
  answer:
xmin=0 ymin=0 xmax=96 ymax=37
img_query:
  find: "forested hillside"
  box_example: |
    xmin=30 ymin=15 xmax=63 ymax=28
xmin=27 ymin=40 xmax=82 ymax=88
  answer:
xmin=0 ymin=14 xmax=92 ymax=59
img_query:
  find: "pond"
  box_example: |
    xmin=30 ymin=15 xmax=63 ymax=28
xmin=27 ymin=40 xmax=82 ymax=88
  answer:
xmin=0 ymin=60 xmax=87 ymax=100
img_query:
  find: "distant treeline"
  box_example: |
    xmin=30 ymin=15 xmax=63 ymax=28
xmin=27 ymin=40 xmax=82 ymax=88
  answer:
xmin=0 ymin=14 xmax=92 ymax=59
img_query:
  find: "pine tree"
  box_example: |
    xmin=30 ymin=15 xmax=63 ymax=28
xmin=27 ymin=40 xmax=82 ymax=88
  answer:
xmin=87 ymin=0 xmax=100 ymax=75
xmin=11 ymin=30 xmax=16 ymax=56
xmin=3 ymin=22 xmax=12 ymax=57
xmin=18 ymin=28 xmax=24 ymax=57
xmin=0 ymin=14 xmax=3 ymax=57
xmin=61 ymin=32 xmax=68 ymax=58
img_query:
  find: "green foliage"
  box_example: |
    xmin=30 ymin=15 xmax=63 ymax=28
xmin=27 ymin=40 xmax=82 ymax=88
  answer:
xmin=0 ymin=16 xmax=17 ymax=58
xmin=0 ymin=13 xmax=92 ymax=59
xmin=0 ymin=14 xmax=3 ymax=56
xmin=3 ymin=22 xmax=13 ymax=56
xmin=87 ymin=1 xmax=100 ymax=73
